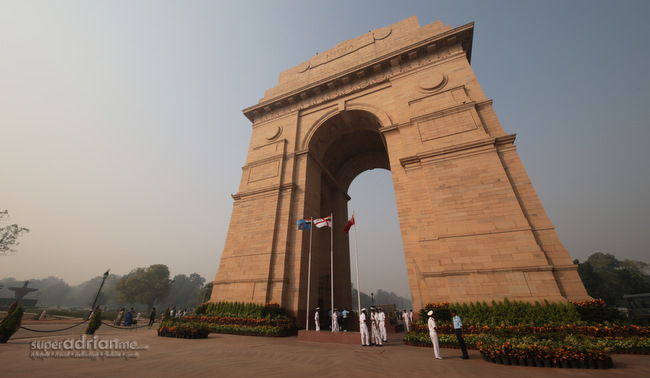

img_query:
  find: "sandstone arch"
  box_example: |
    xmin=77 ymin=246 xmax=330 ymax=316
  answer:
xmin=210 ymin=16 xmax=590 ymax=325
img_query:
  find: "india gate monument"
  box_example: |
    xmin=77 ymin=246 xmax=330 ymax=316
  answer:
xmin=210 ymin=16 xmax=590 ymax=323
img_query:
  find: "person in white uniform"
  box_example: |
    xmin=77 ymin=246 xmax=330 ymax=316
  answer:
xmin=427 ymin=310 xmax=443 ymax=359
xmin=370 ymin=308 xmax=382 ymax=346
xmin=404 ymin=309 xmax=411 ymax=332
xmin=359 ymin=308 xmax=370 ymax=346
xmin=332 ymin=308 xmax=340 ymax=332
xmin=378 ymin=307 xmax=387 ymax=343
xmin=314 ymin=307 xmax=320 ymax=331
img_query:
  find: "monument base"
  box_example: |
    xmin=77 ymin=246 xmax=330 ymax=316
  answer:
xmin=298 ymin=330 xmax=361 ymax=345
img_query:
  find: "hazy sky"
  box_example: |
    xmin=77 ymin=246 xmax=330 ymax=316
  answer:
xmin=2 ymin=1 xmax=649 ymax=299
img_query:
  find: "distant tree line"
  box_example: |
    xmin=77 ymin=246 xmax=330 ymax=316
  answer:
xmin=351 ymin=287 xmax=412 ymax=313
xmin=14 ymin=252 xmax=645 ymax=315
xmin=0 ymin=264 xmax=212 ymax=313
xmin=575 ymin=252 xmax=650 ymax=307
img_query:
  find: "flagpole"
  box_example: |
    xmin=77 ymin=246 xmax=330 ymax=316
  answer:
xmin=330 ymin=212 xmax=334 ymax=332
xmin=353 ymin=212 xmax=361 ymax=317
xmin=305 ymin=217 xmax=313 ymax=331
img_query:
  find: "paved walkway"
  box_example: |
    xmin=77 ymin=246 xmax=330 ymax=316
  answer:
xmin=2 ymin=321 xmax=648 ymax=377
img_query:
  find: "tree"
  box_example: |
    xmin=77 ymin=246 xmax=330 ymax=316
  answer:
xmin=115 ymin=264 xmax=172 ymax=312
xmin=32 ymin=276 xmax=70 ymax=308
xmin=576 ymin=252 xmax=650 ymax=307
xmin=198 ymin=282 xmax=213 ymax=304
xmin=351 ymin=285 xmax=412 ymax=312
xmin=0 ymin=210 xmax=29 ymax=256
xmin=165 ymin=273 xmax=206 ymax=309
xmin=61 ymin=275 xmax=120 ymax=309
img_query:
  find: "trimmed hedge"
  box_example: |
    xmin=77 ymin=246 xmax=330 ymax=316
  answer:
xmin=194 ymin=302 xmax=287 ymax=319
xmin=419 ymin=299 xmax=581 ymax=327
xmin=158 ymin=301 xmax=298 ymax=339
xmin=570 ymin=299 xmax=626 ymax=323
xmin=85 ymin=308 xmax=103 ymax=335
xmin=0 ymin=302 xmax=23 ymax=343
xmin=419 ymin=299 xmax=625 ymax=327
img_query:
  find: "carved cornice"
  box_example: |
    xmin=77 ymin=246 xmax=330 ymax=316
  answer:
xmin=423 ymin=265 xmax=554 ymax=278
xmin=400 ymin=137 xmax=495 ymax=168
xmin=552 ymin=264 xmax=579 ymax=272
xmin=400 ymin=134 xmax=518 ymax=168
xmin=243 ymin=23 xmax=474 ymax=123
xmin=495 ymin=134 xmax=517 ymax=146
xmin=419 ymin=226 xmax=533 ymax=243
xmin=231 ymin=183 xmax=296 ymax=201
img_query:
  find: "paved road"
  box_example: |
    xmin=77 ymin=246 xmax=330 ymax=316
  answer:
xmin=2 ymin=321 xmax=648 ymax=377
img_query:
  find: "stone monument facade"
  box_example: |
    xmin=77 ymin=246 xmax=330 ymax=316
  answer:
xmin=210 ymin=16 xmax=590 ymax=322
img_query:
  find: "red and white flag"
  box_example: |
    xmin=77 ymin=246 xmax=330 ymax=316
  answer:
xmin=313 ymin=216 xmax=332 ymax=228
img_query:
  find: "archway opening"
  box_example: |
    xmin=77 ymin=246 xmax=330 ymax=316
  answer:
xmin=347 ymin=169 xmax=412 ymax=312
xmin=305 ymin=109 xmax=411 ymax=320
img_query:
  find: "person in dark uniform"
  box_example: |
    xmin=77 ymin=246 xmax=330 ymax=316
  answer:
xmin=451 ymin=309 xmax=469 ymax=359
xmin=148 ymin=307 xmax=157 ymax=328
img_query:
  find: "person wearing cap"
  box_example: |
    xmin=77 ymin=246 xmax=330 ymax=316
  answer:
xmin=370 ymin=308 xmax=382 ymax=346
xmin=359 ymin=308 xmax=370 ymax=346
xmin=451 ymin=309 xmax=469 ymax=359
xmin=377 ymin=307 xmax=388 ymax=343
xmin=427 ymin=310 xmax=443 ymax=359
xmin=314 ymin=307 xmax=320 ymax=331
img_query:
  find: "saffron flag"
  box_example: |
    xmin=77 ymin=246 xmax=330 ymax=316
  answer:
xmin=343 ymin=214 xmax=355 ymax=233
xmin=313 ymin=216 xmax=332 ymax=228
xmin=297 ymin=219 xmax=312 ymax=230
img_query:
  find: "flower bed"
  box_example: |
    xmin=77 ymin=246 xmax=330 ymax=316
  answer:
xmin=158 ymin=320 xmax=296 ymax=338
xmin=204 ymin=323 xmax=295 ymax=337
xmin=183 ymin=315 xmax=296 ymax=329
xmin=180 ymin=315 xmax=298 ymax=337
xmin=405 ymin=325 xmax=650 ymax=354
xmin=604 ymin=337 xmax=650 ymax=354
xmin=158 ymin=302 xmax=298 ymax=339
xmin=406 ymin=299 xmax=648 ymax=368
xmin=475 ymin=334 xmax=614 ymax=369
xmin=157 ymin=323 xmax=210 ymax=339
xmin=403 ymin=331 xmax=480 ymax=349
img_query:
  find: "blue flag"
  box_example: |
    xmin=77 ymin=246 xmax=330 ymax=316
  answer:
xmin=297 ymin=219 xmax=312 ymax=230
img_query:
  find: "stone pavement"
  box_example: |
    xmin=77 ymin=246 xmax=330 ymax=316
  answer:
xmin=2 ymin=322 xmax=649 ymax=377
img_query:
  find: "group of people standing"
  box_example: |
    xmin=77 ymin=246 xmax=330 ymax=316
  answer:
xmin=112 ymin=307 xmax=159 ymax=329
xmin=168 ymin=306 xmax=189 ymax=319
xmin=324 ymin=305 xmax=470 ymax=360
xmin=358 ymin=307 xmax=388 ymax=346
xmin=113 ymin=307 xmax=135 ymax=326
xmin=313 ymin=307 xmax=350 ymax=332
